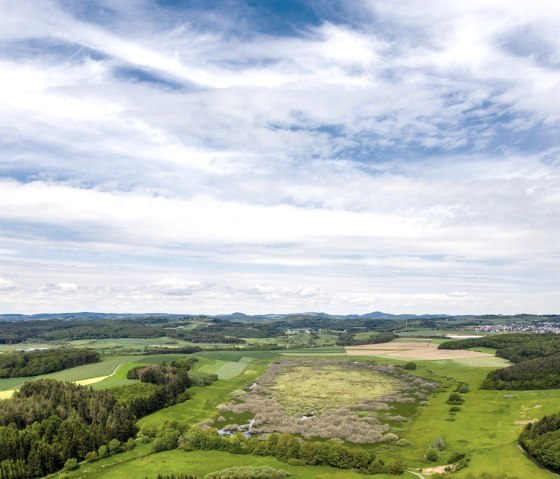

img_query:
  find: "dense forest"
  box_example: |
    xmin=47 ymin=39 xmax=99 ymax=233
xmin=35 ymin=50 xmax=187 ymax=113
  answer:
xmin=481 ymin=354 xmax=560 ymax=390
xmin=0 ymin=348 xmax=99 ymax=378
xmin=438 ymin=333 xmax=560 ymax=362
xmin=0 ymin=380 xmax=137 ymax=479
xmin=519 ymin=412 xmax=560 ymax=472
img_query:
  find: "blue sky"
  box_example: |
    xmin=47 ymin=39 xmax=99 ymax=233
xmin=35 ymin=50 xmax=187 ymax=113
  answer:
xmin=0 ymin=0 xmax=558 ymax=314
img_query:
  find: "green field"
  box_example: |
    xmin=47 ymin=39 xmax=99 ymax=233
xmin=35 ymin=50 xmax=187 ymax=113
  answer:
xmin=52 ymin=449 xmax=407 ymax=479
xmin=374 ymin=358 xmax=559 ymax=478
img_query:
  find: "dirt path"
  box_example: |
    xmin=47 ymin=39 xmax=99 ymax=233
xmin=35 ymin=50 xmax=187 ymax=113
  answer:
xmin=73 ymin=361 xmax=130 ymax=385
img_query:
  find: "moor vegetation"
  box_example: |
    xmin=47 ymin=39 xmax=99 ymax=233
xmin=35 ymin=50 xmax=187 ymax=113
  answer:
xmin=519 ymin=412 xmax=560 ymax=472
xmin=216 ymin=359 xmax=436 ymax=443
xmin=0 ymin=348 xmax=100 ymax=378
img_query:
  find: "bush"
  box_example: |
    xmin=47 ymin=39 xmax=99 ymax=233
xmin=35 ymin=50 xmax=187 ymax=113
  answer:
xmin=425 ymin=447 xmax=440 ymax=462
xmin=63 ymin=458 xmax=78 ymax=471
xmin=98 ymin=445 xmax=108 ymax=458
xmin=85 ymin=451 xmax=98 ymax=462
xmin=457 ymin=384 xmax=470 ymax=393
xmin=204 ymin=466 xmax=290 ymax=479
xmin=108 ymin=438 xmax=122 ymax=453
xmin=404 ymin=362 xmax=417 ymax=370
xmin=431 ymin=436 xmax=446 ymax=451
xmin=446 ymin=393 xmax=464 ymax=405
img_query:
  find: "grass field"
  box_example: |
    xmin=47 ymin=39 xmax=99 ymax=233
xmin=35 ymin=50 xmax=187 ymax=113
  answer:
xmin=52 ymin=448 xmax=411 ymax=479
xmin=370 ymin=358 xmax=559 ymax=478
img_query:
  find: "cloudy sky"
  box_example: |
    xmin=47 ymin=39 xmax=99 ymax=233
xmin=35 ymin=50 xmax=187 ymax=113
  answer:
xmin=0 ymin=0 xmax=559 ymax=315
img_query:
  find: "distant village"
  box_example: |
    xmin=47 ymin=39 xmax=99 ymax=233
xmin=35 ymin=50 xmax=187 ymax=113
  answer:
xmin=475 ymin=322 xmax=560 ymax=334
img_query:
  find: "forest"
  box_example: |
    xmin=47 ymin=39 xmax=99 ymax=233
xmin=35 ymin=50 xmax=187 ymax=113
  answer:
xmin=0 ymin=380 xmax=137 ymax=479
xmin=438 ymin=333 xmax=560 ymax=362
xmin=519 ymin=412 xmax=560 ymax=472
xmin=0 ymin=348 xmax=100 ymax=378
xmin=481 ymin=354 xmax=560 ymax=390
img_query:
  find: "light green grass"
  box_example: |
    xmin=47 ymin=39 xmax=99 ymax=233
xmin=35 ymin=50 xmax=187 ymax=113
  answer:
xmin=198 ymin=357 xmax=252 ymax=380
xmin=0 ymin=355 xmax=143 ymax=391
xmin=435 ymin=356 xmax=510 ymax=367
xmin=52 ymin=449 xmax=410 ymax=479
xmin=382 ymin=359 xmax=560 ymax=478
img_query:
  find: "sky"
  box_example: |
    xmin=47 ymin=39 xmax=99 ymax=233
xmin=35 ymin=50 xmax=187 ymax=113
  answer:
xmin=0 ymin=0 xmax=559 ymax=315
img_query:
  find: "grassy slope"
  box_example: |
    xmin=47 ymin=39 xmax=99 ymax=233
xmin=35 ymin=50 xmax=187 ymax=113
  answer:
xmin=381 ymin=359 xmax=559 ymax=478
xmin=51 ymin=449 xmax=409 ymax=479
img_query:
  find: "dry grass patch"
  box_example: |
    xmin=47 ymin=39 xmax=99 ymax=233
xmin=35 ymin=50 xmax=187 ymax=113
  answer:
xmin=346 ymin=339 xmax=495 ymax=361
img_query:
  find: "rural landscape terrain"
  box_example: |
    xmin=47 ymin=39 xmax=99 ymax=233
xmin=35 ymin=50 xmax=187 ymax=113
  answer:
xmin=0 ymin=312 xmax=559 ymax=479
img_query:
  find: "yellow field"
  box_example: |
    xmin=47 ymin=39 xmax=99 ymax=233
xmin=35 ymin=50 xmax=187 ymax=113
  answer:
xmin=345 ymin=338 xmax=495 ymax=361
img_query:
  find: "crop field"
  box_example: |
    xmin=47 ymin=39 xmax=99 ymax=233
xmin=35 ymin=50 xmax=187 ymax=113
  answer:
xmin=271 ymin=362 xmax=399 ymax=415
xmin=345 ymin=338 xmax=497 ymax=361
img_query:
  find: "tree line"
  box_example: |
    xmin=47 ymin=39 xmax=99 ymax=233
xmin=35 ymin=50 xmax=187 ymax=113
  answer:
xmin=179 ymin=427 xmax=406 ymax=474
xmin=0 ymin=348 xmax=99 ymax=378
xmin=438 ymin=333 xmax=560 ymax=363
xmin=519 ymin=412 xmax=560 ymax=472
xmin=481 ymin=354 xmax=560 ymax=390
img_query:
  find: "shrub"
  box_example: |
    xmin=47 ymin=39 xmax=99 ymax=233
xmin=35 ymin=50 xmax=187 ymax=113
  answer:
xmin=425 ymin=447 xmax=440 ymax=462
xmin=457 ymin=384 xmax=470 ymax=393
xmin=446 ymin=393 xmax=464 ymax=405
xmin=404 ymin=362 xmax=417 ymax=370
xmin=98 ymin=445 xmax=108 ymax=458
xmin=63 ymin=458 xmax=78 ymax=471
xmin=431 ymin=436 xmax=446 ymax=451
xmin=85 ymin=451 xmax=98 ymax=462
xmin=108 ymin=438 xmax=122 ymax=453
xmin=396 ymin=438 xmax=411 ymax=447
xmin=449 ymin=406 xmax=461 ymax=412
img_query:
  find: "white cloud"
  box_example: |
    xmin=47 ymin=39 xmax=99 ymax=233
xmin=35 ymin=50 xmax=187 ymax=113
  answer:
xmin=0 ymin=0 xmax=558 ymax=314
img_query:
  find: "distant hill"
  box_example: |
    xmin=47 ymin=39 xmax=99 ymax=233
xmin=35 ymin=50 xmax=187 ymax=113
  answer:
xmin=0 ymin=311 xmax=555 ymax=323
